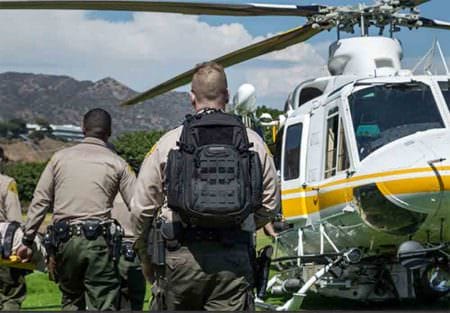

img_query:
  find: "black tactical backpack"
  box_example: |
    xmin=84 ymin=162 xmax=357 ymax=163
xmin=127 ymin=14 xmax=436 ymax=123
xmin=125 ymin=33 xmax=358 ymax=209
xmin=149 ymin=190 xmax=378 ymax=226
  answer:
xmin=166 ymin=110 xmax=263 ymax=228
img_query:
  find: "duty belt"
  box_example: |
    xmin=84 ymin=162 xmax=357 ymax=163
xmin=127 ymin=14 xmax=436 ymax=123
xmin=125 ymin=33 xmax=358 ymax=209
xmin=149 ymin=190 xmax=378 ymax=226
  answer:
xmin=53 ymin=219 xmax=118 ymax=241
xmin=49 ymin=219 xmax=123 ymax=262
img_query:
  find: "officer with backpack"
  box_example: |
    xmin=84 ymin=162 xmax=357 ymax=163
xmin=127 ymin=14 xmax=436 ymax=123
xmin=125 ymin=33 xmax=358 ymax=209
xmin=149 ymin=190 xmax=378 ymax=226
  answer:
xmin=0 ymin=147 xmax=26 ymax=310
xmin=17 ymin=108 xmax=136 ymax=310
xmin=131 ymin=62 xmax=279 ymax=310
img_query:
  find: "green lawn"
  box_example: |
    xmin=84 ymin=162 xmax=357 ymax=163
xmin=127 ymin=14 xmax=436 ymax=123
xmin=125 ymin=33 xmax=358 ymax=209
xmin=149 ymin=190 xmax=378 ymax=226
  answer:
xmin=22 ymin=272 xmax=153 ymax=311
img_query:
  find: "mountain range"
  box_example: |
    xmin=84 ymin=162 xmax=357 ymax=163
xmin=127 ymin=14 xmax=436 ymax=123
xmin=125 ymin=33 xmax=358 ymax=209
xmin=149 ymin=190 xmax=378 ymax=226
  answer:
xmin=0 ymin=72 xmax=192 ymax=135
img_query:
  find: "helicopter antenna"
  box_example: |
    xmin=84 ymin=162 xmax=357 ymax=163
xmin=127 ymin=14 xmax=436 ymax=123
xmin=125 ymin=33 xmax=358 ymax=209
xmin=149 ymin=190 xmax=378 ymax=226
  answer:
xmin=413 ymin=38 xmax=449 ymax=75
xmin=436 ymin=41 xmax=450 ymax=75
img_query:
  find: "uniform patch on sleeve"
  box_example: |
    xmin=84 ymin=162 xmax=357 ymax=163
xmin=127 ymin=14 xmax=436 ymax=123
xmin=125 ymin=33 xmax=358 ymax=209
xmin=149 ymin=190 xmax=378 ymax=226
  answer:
xmin=145 ymin=143 xmax=158 ymax=158
xmin=127 ymin=164 xmax=135 ymax=174
xmin=8 ymin=181 xmax=18 ymax=194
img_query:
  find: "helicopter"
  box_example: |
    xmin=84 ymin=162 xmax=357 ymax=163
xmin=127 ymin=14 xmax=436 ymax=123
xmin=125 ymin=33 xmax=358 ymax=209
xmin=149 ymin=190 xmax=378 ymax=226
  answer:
xmin=1 ymin=0 xmax=450 ymax=310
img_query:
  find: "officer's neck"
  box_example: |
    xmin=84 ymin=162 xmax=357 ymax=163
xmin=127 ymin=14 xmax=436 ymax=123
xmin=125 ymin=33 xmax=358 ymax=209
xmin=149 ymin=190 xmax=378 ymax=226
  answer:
xmin=194 ymin=103 xmax=225 ymax=113
xmin=84 ymin=134 xmax=108 ymax=143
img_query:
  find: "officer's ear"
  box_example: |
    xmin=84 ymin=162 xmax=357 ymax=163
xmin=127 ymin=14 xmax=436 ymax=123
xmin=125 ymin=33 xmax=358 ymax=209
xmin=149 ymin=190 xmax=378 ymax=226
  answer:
xmin=224 ymin=89 xmax=230 ymax=106
xmin=190 ymin=91 xmax=197 ymax=108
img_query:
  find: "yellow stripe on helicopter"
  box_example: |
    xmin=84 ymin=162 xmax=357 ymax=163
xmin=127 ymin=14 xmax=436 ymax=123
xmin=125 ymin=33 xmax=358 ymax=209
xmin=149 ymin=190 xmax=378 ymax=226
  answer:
xmin=282 ymin=173 xmax=450 ymax=218
xmin=282 ymin=166 xmax=450 ymax=196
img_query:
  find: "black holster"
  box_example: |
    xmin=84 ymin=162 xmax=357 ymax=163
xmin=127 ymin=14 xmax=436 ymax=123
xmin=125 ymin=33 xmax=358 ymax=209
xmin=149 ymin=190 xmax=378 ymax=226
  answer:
xmin=147 ymin=218 xmax=166 ymax=267
xmin=105 ymin=221 xmax=123 ymax=263
xmin=121 ymin=241 xmax=136 ymax=262
xmin=255 ymin=245 xmax=274 ymax=299
xmin=43 ymin=225 xmax=57 ymax=258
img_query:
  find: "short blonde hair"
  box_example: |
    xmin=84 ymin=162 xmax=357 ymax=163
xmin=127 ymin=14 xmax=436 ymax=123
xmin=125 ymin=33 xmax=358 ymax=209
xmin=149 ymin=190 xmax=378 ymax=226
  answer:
xmin=191 ymin=62 xmax=228 ymax=105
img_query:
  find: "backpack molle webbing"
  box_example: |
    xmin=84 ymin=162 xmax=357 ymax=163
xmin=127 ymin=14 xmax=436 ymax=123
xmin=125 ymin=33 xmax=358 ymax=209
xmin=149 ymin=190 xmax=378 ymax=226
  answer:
xmin=166 ymin=110 xmax=263 ymax=228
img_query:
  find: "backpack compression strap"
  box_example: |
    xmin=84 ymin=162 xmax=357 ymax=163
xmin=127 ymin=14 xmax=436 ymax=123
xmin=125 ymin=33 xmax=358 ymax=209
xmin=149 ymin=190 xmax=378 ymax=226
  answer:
xmin=3 ymin=221 xmax=20 ymax=259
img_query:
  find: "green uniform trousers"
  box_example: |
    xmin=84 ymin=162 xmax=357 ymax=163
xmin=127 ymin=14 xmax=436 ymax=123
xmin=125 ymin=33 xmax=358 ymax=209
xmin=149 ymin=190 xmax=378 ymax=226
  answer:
xmin=151 ymin=241 xmax=255 ymax=311
xmin=55 ymin=235 xmax=120 ymax=311
xmin=0 ymin=267 xmax=26 ymax=310
xmin=117 ymin=254 xmax=146 ymax=310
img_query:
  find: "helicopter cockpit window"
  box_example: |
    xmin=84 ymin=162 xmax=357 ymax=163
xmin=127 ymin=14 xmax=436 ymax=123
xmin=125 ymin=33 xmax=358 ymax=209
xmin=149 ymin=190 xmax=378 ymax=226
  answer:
xmin=283 ymin=123 xmax=302 ymax=180
xmin=349 ymin=82 xmax=444 ymax=160
xmin=439 ymin=81 xmax=450 ymax=111
xmin=299 ymin=87 xmax=323 ymax=106
xmin=324 ymin=108 xmax=349 ymax=178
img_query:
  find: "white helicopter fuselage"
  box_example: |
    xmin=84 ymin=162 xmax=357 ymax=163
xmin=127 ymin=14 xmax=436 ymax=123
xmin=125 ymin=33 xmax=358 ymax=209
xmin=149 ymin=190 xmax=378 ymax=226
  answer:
xmin=280 ymin=73 xmax=450 ymax=254
xmin=270 ymin=37 xmax=450 ymax=303
xmin=278 ymin=36 xmax=450 ymax=250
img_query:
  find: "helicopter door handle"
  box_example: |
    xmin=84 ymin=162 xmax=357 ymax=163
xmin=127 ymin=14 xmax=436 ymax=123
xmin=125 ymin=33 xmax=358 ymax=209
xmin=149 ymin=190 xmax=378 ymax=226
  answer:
xmin=311 ymin=187 xmax=320 ymax=205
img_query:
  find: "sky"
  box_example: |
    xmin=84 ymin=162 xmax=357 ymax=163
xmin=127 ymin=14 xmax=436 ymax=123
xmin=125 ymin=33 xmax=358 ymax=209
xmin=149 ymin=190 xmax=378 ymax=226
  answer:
xmin=0 ymin=0 xmax=449 ymax=109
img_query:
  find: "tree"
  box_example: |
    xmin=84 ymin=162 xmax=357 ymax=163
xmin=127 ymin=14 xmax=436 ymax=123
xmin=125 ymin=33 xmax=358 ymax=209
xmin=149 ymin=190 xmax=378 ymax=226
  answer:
xmin=8 ymin=118 xmax=28 ymax=137
xmin=256 ymin=105 xmax=283 ymax=121
xmin=0 ymin=118 xmax=28 ymax=138
xmin=112 ymin=130 xmax=165 ymax=172
xmin=255 ymin=105 xmax=284 ymax=145
xmin=4 ymin=162 xmax=47 ymax=204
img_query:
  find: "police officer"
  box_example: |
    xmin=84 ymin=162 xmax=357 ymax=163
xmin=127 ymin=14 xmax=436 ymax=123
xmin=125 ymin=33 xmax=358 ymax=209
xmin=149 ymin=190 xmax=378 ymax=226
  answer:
xmin=0 ymin=147 xmax=26 ymax=310
xmin=131 ymin=62 xmax=279 ymax=311
xmin=111 ymin=194 xmax=146 ymax=310
xmin=17 ymin=108 xmax=136 ymax=310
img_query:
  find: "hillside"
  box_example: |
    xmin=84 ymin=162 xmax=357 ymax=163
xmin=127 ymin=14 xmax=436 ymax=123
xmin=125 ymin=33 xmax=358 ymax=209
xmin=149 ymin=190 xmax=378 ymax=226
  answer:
xmin=0 ymin=72 xmax=192 ymax=135
xmin=1 ymin=137 xmax=73 ymax=163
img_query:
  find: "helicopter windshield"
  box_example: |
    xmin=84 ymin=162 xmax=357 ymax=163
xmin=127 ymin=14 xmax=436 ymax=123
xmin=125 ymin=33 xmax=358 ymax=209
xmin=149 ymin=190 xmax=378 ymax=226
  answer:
xmin=349 ymin=82 xmax=445 ymax=160
xmin=439 ymin=81 xmax=450 ymax=111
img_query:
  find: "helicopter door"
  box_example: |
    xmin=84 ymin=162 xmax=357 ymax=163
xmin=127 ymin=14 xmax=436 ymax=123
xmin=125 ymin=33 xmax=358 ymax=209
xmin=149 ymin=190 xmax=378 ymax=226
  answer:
xmin=319 ymin=104 xmax=352 ymax=219
xmin=281 ymin=114 xmax=310 ymax=222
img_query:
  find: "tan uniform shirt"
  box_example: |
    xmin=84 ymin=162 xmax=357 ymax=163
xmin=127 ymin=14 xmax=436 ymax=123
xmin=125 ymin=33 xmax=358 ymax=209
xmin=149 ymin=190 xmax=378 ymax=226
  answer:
xmin=131 ymin=125 xmax=280 ymax=248
xmin=24 ymin=137 xmax=136 ymax=240
xmin=0 ymin=174 xmax=23 ymax=223
xmin=111 ymin=193 xmax=134 ymax=240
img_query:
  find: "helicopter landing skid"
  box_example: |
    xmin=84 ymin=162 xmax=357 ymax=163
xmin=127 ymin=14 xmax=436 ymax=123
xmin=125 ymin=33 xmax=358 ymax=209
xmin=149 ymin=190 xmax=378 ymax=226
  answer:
xmin=255 ymin=248 xmax=362 ymax=311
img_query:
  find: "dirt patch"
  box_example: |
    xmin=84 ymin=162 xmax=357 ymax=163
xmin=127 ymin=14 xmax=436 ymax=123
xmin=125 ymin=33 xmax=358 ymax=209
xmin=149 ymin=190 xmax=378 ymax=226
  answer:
xmin=0 ymin=137 xmax=74 ymax=163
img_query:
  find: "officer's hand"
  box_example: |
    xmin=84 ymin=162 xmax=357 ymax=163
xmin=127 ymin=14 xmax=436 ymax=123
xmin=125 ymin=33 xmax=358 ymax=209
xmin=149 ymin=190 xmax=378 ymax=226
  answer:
xmin=47 ymin=256 xmax=58 ymax=282
xmin=17 ymin=244 xmax=33 ymax=263
xmin=142 ymin=261 xmax=155 ymax=283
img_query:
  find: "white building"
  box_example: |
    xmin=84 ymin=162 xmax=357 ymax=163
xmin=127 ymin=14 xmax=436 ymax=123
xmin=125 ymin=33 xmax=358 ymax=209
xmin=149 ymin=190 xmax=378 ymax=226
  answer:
xmin=26 ymin=123 xmax=84 ymax=142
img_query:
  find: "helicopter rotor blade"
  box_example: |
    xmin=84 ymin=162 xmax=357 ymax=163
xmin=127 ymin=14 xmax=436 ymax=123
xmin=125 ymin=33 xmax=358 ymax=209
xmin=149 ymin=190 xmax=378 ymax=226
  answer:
xmin=0 ymin=0 xmax=327 ymax=16
xmin=121 ymin=23 xmax=323 ymax=106
xmin=399 ymin=0 xmax=430 ymax=7
xmin=419 ymin=17 xmax=450 ymax=31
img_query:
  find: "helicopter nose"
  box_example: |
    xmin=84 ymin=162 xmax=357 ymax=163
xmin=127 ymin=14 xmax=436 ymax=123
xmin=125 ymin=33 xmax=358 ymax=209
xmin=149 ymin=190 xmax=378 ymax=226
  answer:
xmin=353 ymin=129 xmax=450 ymax=235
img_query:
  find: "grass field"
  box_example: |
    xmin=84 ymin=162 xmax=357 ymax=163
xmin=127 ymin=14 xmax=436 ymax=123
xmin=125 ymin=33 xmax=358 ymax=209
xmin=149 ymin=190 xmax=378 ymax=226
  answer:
xmin=22 ymin=272 xmax=153 ymax=311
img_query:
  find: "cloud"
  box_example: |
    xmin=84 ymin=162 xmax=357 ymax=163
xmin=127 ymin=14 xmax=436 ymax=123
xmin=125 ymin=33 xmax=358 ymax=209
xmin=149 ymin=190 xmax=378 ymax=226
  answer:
xmin=0 ymin=10 xmax=327 ymax=108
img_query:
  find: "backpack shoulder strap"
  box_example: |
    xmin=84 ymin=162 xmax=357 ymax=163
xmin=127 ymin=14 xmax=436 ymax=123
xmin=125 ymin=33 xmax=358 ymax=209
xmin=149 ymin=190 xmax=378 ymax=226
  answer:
xmin=177 ymin=114 xmax=196 ymax=153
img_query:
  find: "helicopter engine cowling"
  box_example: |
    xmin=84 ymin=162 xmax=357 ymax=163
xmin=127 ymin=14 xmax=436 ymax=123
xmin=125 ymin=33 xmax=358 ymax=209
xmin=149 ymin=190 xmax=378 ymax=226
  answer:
xmin=328 ymin=37 xmax=403 ymax=77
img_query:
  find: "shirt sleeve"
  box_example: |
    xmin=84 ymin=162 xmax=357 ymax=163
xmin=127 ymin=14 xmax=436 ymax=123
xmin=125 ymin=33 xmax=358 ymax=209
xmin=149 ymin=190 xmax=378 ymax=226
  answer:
xmin=5 ymin=179 xmax=23 ymax=223
xmin=251 ymin=133 xmax=280 ymax=229
xmin=24 ymin=159 xmax=55 ymax=240
xmin=130 ymin=142 xmax=165 ymax=250
xmin=118 ymin=162 xmax=137 ymax=211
